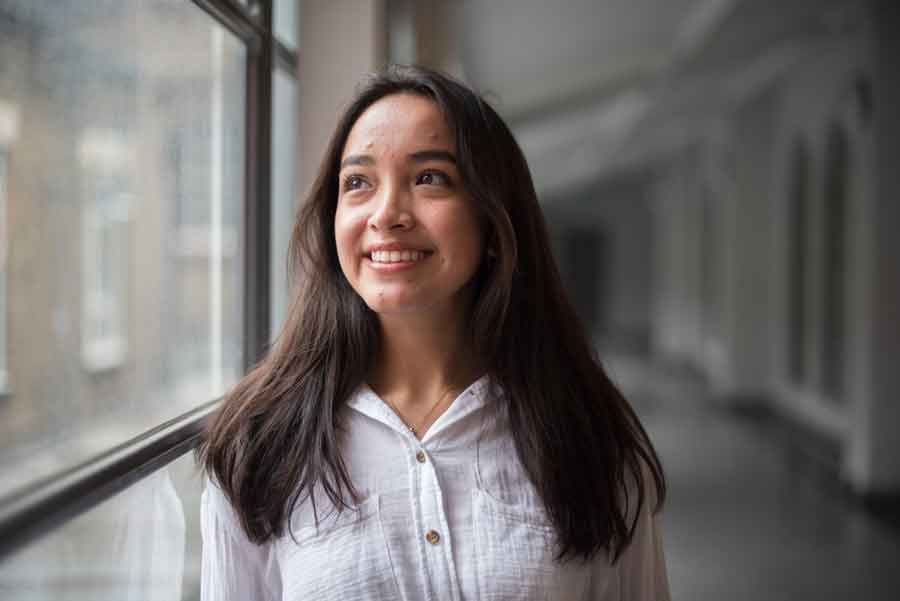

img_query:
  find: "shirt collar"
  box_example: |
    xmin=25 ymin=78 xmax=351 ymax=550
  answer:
xmin=346 ymin=373 xmax=493 ymax=443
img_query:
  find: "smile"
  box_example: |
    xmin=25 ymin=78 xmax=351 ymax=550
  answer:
xmin=369 ymin=250 xmax=431 ymax=263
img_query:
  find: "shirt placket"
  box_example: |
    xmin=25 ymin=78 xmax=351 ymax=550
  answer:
xmin=407 ymin=434 xmax=462 ymax=601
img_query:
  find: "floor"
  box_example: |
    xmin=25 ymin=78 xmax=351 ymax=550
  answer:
xmin=605 ymin=355 xmax=900 ymax=601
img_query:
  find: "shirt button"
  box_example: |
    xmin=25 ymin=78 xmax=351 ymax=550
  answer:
xmin=416 ymin=450 xmax=427 ymax=463
xmin=425 ymin=530 xmax=441 ymax=545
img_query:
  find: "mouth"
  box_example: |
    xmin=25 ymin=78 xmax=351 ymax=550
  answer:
xmin=363 ymin=249 xmax=435 ymax=273
xmin=368 ymin=249 xmax=433 ymax=264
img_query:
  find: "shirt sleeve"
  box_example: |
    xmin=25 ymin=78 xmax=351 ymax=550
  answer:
xmin=200 ymin=477 xmax=282 ymax=601
xmin=591 ymin=496 xmax=671 ymax=601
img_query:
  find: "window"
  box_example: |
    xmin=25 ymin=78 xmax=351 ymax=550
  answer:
xmin=0 ymin=97 xmax=17 ymax=396
xmin=270 ymin=69 xmax=299 ymax=336
xmin=787 ymin=140 xmax=810 ymax=385
xmin=0 ymin=0 xmax=247 ymax=506
xmin=700 ymin=179 xmax=720 ymax=341
xmin=79 ymin=130 xmax=133 ymax=371
xmin=274 ymin=0 xmax=300 ymax=49
xmin=822 ymin=124 xmax=850 ymax=403
xmin=0 ymin=150 xmax=7 ymax=394
xmin=0 ymin=0 xmax=301 ymax=595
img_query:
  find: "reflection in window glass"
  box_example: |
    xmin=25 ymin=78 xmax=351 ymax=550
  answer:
xmin=0 ymin=1 xmax=246 ymax=499
xmin=0 ymin=451 xmax=204 ymax=601
xmin=274 ymin=0 xmax=300 ymax=49
xmin=270 ymin=70 xmax=298 ymax=337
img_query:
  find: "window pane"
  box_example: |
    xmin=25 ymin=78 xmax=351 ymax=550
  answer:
xmin=0 ymin=151 xmax=7 ymax=394
xmin=788 ymin=141 xmax=810 ymax=385
xmin=270 ymin=70 xmax=299 ymax=337
xmin=274 ymin=0 xmax=300 ymax=49
xmin=0 ymin=1 xmax=246 ymax=499
xmin=822 ymin=124 xmax=849 ymax=403
xmin=0 ymin=452 xmax=204 ymax=601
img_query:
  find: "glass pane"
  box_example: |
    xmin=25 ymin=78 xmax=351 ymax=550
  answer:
xmin=822 ymin=125 xmax=849 ymax=403
xmin=270 ymin=70 xmax=298 ymax=337
xmin=0 ymin=151 xmax=7 ymax=394
xmin=0 ymin=1 xmax=246 ymax=499
xmin=274 ymin=0 xmax=300 ymax=49
xmin=0 ymin=452 xmax=204 ymax=601
xmin=0 ymin=150 xmax=9 ymax=397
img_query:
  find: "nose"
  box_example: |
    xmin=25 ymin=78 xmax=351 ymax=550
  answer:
xmin=367 ymin=182 xmax=414 ymax=231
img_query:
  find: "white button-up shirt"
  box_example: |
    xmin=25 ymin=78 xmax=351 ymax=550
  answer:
xmin=201 ymin=375 xmax=671 ymax=600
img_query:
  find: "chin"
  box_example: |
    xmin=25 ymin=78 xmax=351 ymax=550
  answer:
xmin=361 ymin=291 xmax=437 ymax=316
xmin=366 ymin=299 xmax=427 ymax=315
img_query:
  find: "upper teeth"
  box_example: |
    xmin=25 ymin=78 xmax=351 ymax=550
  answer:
xmin=371 ymin=250 xmax=426 ymax=263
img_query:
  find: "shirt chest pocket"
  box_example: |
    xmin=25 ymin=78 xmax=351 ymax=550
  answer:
xmin=277 ymin=495 xmax=400 ymax=601
xmin=471 ymin=488 xmax=592 ymax=601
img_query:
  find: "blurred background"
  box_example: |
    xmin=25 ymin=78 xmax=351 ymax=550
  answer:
xmin=0 ymin=0 xmax=898 ymax=599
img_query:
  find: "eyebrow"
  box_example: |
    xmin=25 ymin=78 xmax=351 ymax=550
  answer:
xmin=408 ymin=149 xmax=457 ymax=164
xmin=339 ymin=154 xmax=375 ymax=169
xmin=339 ymin=148 xmax=457 ymax=170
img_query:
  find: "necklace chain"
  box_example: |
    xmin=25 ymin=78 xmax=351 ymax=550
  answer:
xmin=382 ymin=387 xmax=456 ymax=437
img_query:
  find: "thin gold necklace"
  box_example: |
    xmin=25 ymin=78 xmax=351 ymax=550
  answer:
xmin=382 ymin=387 xmax=456 ymax=437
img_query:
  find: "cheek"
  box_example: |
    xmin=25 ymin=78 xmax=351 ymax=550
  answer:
xmin=440 ymin=210 xmax=485 ymax=269
xmin=333 ymin=207 xmax=366 ymax=273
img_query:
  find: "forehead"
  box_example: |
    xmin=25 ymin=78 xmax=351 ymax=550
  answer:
xmin=342 ymin=93 xmax=455 ymax=157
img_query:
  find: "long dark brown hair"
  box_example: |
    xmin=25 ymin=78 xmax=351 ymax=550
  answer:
xmin=198 ymin=64 xmax=665 ymax=563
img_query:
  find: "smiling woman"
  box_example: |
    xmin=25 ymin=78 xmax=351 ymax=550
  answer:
xmin=198 ymin=65 xmax=670 ymax=601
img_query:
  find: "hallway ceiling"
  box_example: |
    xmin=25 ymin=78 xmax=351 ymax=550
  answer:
xmin=451 ymin=0 xmax=866 ymax=198
xmin=458 ymin=0 xmax=713 ymax=121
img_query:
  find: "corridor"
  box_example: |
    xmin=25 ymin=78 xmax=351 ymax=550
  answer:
xmin=609 ymin=354 xmax=900 ymax=600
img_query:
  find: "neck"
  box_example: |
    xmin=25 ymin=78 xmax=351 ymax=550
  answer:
xmin=368 ymin=302 xmax=483 ymax=410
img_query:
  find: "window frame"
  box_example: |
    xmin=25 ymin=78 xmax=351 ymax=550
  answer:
xmin=0 ymin=0 xmax=299 ymax=559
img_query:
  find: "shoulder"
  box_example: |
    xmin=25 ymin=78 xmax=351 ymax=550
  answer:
xmin=201 ymin=472 xmax=247 ymax=538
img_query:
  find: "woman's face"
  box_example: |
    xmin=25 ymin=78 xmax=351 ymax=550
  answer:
xmin=334 ymin=93 xmax=485 ymax=318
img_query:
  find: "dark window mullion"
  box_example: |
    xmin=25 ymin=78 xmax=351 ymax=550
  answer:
xmin=191 ymin=0 xmax=267 ymax=45
xmin=243 ymin=0 xmax=274 ymax=369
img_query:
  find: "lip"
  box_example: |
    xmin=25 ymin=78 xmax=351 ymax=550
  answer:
xmin=364 ymin=255 xmax=429 ymax=273
xmin=363 ymin=241 xmax=434 ymax=273
xmin=364 ymin=241 xmax=433 ymax=254
xmin=363 ymin=242 xmax=433 ymax=273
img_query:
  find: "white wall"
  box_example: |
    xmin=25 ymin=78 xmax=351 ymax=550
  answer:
xmin=298 ymin=0 xmax=387 ymax=200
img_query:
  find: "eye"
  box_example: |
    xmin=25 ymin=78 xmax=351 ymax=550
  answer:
xmin=342 ymin=174 xmax=369 ymax=192
xmin=416 ymin=170 xmax=451 ymax=187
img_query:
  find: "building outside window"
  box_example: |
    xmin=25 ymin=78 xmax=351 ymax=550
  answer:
xmin=0 ymin=0 xmax=300 ymax=596
xmin=79 ymin=130 xmax=133 ymax=372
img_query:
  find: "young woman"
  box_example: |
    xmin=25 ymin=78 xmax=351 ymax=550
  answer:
xmin=199 ymin=65 xmax=669 ymax=601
